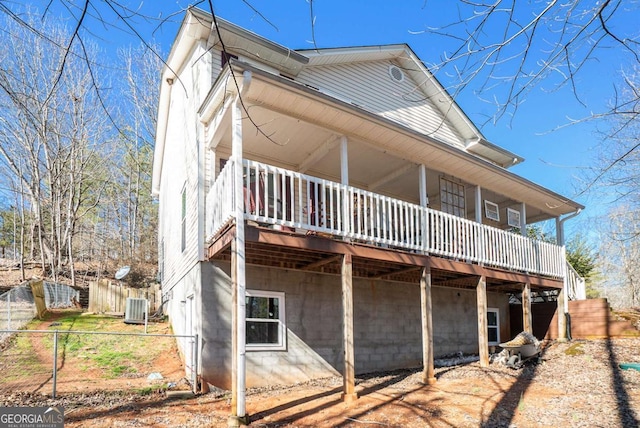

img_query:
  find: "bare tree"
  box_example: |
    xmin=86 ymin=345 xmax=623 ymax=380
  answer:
xmin=0 ymin=11 xmax=110 ymax=284
xmin=417 ymin=1 xmax=639 ymax=125
xmin=598 ymin=206 xmax=640 ymax=308
xmin=116 ymin=44 xmax=160 ymax=263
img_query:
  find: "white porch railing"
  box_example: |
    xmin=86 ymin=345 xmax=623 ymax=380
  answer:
xmin=566 ymin=262 xmax=587 ymax=300
xmin=206 ymin=159 xmax=567 ymax=279
xmin=206 ymin=159 xmax=235 ymax=241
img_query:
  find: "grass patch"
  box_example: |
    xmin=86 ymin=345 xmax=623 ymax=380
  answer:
xmin=136 ymin=384 xmax=168 ymax=396
xmin=6 ymin=311 xmax=178 ymax=383
xmin=564 ymin=342 xmax=585 ymax=356
xmin=0 ymin=333 xmax=52 ymax=381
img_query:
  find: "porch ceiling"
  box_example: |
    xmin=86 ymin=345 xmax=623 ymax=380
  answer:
xmin=210 ymin=64 xmax=583 ymax=224
xmin=208 ymin=224 xmax=563 ymax=294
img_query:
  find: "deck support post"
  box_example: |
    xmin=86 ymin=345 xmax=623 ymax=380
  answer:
xmin=556 ymin=216 xmax=569 ymax=342
xmin=522 ymin=282 xmax=532 ymax=334
xmin=476 ymin=275 xmax=489 ymax=367
xmin=341 ymin=253 xmax=358 ymax=402
xmin=420 ymin=265 xmax=436 ymax=384
xmin=557 ymin=285 xmax=567 ymax=342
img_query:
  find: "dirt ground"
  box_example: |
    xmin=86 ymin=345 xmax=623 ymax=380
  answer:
xmin=0 ymin=310 xmax=185 ymax=397
xmin=2 ymin=336 xmax=639 ymax=427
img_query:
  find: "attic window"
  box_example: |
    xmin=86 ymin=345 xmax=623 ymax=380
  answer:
xmin=484 ymin=200 xmax=500 ymax=222
xmin=388 ymin=65 xmax=405 ymax=83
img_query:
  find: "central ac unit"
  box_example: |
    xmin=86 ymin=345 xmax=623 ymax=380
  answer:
xmin=124 ymin=297 xmax=148 ymax=324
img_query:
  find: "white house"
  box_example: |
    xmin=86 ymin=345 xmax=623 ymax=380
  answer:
xmin=152 ymin=8 xmax=585 ymax=421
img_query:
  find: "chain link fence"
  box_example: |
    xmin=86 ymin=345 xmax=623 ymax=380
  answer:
xmin=0 ymin=329 xmax=197 ymax=398
xmin=42 ymin=281 xmax=81 ymax=308
xmin=0 ymin=282 xmax=80 ymax=336
xmin=0 ymin=284 xmax=36 ymax=334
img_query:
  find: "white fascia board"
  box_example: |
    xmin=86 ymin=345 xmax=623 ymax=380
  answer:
xmin=199 ymin=68 xmax=233 ymax=124
xmin=397 ymin=48 xmax=482 ymax=141
xmin=299 ymin=44 xmax=407 ymax=66
xmin=152 ymin=10 xmax=210 ymax=196
xmin=398 ymin=49 xmax=524 ymax=169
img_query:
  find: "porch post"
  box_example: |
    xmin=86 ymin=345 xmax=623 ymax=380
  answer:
xmin=340 ymin=136 xmax=350 ymax=236
xmin=420 ymin=265 xmax=436 ymax=384
xmin=476 ymin=275 xmax=489 ymax=367
xmin=419 ymin=165 xmax=428 ymax=207
xmin=475 ymin=186 xmax=485 ymax=264
xmin=522 ymin=282 xmax=532 ymax=334
xmin=475 ymin=186 xmax=482 ymax=223
xmin=340 ymin=136 xmax=349 ymax=185
xmin=230 ymin=97 xmax=247 ymax=423
xmin=230 ymin=239 xmax=238 ymax=410
xmin=520 ymin=202 xmax=527 ymax=236
xmin=341 ymin=253 xmax=357 ymax=402
xmin=419 ymin=165 xmax=428 ymax=254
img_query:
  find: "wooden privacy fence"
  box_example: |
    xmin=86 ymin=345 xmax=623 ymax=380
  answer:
xmin=88 ymin=280 xmax=161 ymax=314
xmin=510 ymin=298 xmax=640 ymax=339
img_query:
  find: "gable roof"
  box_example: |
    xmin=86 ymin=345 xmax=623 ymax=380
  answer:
xmin=185 ymin=9 xmax=523 ymax=169
xmin=297 ymin=44 xmax=524 ymax=168
xmin=153 ymin=8 xmax=582 ymax=218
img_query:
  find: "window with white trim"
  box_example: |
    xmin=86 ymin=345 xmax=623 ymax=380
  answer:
xmin=484 ymin=200 xmax=500 ymax=222
xmin=246 ymin=290 xmax=286 ymax=350
xmin=507 ymin=208 xmax=521 ymax=228
xmin=487 ymin=308 xmax=500 ymax=345
xmin=440 ymin=177 xmax=465 ymax=218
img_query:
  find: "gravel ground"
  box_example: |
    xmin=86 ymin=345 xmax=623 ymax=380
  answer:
xmin=1 ymin=337 xmax=639 ymax=427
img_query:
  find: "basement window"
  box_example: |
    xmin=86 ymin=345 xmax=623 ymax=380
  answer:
xmin=487 ymin=308 xmax=500 ymax=345
xmin=246 ymin=290 xmax=286 ymax=351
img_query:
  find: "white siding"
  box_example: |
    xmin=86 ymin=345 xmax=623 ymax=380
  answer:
xmin=158 ymin=43 xmax=206 ymax=300
xmin=210 ymin=48 xmax=223 ymax=83
xmin=295 ymin=60 xmax=465 ymax=148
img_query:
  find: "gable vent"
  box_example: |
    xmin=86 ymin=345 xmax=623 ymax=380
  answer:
xmin=388 ymin=65 xmax=405 ymax=83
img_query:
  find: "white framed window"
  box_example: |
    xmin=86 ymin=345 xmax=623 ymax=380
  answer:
xmin=246 ymin=290 xmax=286 ymax=351
xmin=507 ymin=208 xmax=521 ymax=228
xmin=484 ymin=200 xmax=500 ymax=222
xmin=440 ymin=177 xmax=465 ymax=218
xmin=487 ymin=308 xmax=500 ymax=345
